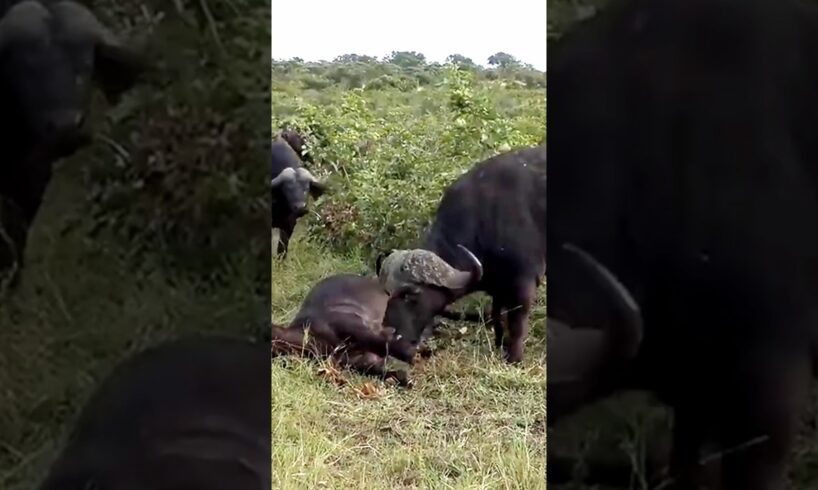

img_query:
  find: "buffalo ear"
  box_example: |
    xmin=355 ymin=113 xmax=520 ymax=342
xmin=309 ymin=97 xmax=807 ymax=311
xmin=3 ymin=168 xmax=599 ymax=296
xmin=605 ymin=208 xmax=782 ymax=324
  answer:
xmin=309 ymin=180 xmax=327 ymax=199
xmin=93 ymin=43 xmax=146 ymax=104
xmin=375 ymin=254 xmax=385 ymax=275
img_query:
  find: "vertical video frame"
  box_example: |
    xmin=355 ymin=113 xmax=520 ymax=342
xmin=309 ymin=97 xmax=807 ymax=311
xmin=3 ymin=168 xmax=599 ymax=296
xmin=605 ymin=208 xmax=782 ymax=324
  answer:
xmin=271 ymin=0 xmax=547 ymax=487
xmin=546 ymin=0 xmax=818 ymax=489
xmin=0 ymin=1 xmax=271 ymax=488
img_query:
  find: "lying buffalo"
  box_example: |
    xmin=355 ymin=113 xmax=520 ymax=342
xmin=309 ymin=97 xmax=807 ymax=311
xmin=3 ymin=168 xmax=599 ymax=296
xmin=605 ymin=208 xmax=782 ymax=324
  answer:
xmin=37 ymin=337 xmax=270 ymax=490
xmin=271 ymin=274 xmax=418 ymax=385
xmin=378 ymin=145 xmax=546 ymax=363
xmin=271 ymin=137 xmax=325 ymax=258
xmin=0 ymin=0 xmax=144 ymax=286
xmin=548 ymin=0 xmax=818 ymax=487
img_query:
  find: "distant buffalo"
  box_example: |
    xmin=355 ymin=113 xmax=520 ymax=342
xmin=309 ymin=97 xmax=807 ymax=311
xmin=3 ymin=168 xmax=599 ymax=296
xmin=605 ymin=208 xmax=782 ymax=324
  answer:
xmin=0 ymin=0 xmax=144 ymax=286
xmin=37 ymin=337 xmax=270 ymax=490
xmin=271 ymin=137 xmax=326 ymax=258
xmin=278 ymin=128 xmax=313 ymax=164
xmin=378 ymin=145 xmax=546 ymax=363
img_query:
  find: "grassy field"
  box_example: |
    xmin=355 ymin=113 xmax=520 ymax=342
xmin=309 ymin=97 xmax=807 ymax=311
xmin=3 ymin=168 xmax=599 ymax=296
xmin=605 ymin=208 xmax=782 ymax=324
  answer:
xmin=0 ymin=163 xmax=264 ymax=489
xmin=271 ymin=232 xmax=547 ymax=489
xmin=1 ymin=4 xmax=268 ymax=487
xmin=548 ymin=389 xmax=818 ymax=490
xmin=270 ymin=55 xmax=547 ymax=488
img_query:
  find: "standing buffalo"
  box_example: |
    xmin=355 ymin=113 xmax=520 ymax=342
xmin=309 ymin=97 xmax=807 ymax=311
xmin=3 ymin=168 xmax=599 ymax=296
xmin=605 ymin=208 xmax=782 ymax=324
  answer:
xmin=0 ymin=0 xmax=144 ymax=286
xmin=37 ymin=337 xmax=270 ymax=490
xmin=271 ymin=274 xmax=419 ymax=385
xmin=271 ymin=137 xmax=325 ymax=258
xmin=548 ymin=0 xmax=818 ymax=488
xmin=378 ymin=145 xmax=546 ymax=363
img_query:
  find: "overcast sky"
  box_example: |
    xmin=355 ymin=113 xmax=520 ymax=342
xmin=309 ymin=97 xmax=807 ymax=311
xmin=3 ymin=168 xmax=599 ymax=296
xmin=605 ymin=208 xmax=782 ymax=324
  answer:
xmin=271 ymin=0 xmax=547 ymax=71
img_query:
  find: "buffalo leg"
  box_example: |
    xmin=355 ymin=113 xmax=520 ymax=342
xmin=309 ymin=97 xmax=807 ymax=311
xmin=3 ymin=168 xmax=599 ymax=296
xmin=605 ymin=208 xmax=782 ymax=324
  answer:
xmin=134 ymin=453 xmax=268 ymax=490
xmin=329 ymin=316 xmax=417 ymax=364
xmin=0 ymin=201 xmax=28 ymax=272
xmin=0 ymin=203 xmax=22 ymax=284
xmin=345 ymin=352 xmax=409 ymax=386
xmin=276 ymin=224 xmax=293 ymax=259
xmin=717 ymin=357 xmax=811 ymax=490
xmin=289 ymin=318 xmax=414 ymax=363
xmin=505 ymin=279 xmax=537 ymax=363
xmin=0 ymin=189 xmax=45 ymax=289
xmin=270 ymin=324 xmax=306 ymax=356
xmin=491 ymin=300 xmax=505 ymax=348
xmin=666 ymin=409 xmax=705 ymax=489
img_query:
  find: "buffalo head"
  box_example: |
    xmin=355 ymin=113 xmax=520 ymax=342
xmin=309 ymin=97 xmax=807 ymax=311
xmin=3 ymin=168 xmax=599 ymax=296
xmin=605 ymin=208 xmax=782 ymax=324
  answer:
xmin=0 ymin=1 xmax=145 ymax=161
xmin=270 ymin=166 xmax=325 ymax=218
xmin=378 ymin=245 xmax=483 ymax=344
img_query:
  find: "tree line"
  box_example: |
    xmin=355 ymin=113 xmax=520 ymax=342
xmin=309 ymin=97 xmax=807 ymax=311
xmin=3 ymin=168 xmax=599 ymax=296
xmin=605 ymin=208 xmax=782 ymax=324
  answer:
xmin=273 ymin=50 xmax=546 ymax=91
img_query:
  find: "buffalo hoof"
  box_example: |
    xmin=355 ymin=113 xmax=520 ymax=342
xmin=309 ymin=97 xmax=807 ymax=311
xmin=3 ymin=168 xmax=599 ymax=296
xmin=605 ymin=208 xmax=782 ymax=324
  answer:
xmin=504 ymin=349 xmax=524 ymax=365
xmin=417 ymin=344 xmax=435 ymax=359
xmin=385 ymin=370 xmax=412 ymax=387
xmin=0 ymin=267 xmax=21 ymax=296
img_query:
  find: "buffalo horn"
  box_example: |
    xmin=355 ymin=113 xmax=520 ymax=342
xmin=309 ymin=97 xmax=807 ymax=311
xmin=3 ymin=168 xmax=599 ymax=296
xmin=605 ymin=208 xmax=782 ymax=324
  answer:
xmin=562 ymin=242 xmax=643 ymax=358
xmin=436 ymin=245 xmax=482 ymax=290
xmin=271 ymin=168 xmax=296 ymax=188
xmin=51 ymin=1 xmax=121 ymax=46
xmin=295 ymin=167 xmax=319 ymax=183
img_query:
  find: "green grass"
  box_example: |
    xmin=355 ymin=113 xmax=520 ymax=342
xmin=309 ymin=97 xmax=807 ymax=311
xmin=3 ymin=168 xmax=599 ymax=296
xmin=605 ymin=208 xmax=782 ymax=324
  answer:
xmin=271 ymin=231 xmax=547 ymax=489
xmin=548 ymin=389 xmax=818 ymax=490
xmin=0 ymin=163 xmax=263 ymax=489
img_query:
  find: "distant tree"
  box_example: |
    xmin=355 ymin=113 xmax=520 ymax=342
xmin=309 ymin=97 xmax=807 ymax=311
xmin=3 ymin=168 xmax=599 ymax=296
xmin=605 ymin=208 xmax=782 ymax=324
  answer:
xmin=290 ymin=56 xmax=304 ymax=63
xmin=386 ymin=51 xmax=427 ymax=68
xmin=445 ymin=54 xmax=477 ymax=69
xmin=487 ymin=52 xmax=519 ymax=69
xmin=334 ymin=53 xmax=378 ymax=64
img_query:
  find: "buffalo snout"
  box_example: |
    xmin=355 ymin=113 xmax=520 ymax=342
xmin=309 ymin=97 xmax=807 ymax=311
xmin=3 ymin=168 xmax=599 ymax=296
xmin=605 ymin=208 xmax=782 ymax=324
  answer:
xmin=44 ymin=109 xmax=86 ymax=136
xmin=40 ymin=109 xmax=91 ymax=155
xmin=292 ymin=201 xmax=308 ymax=217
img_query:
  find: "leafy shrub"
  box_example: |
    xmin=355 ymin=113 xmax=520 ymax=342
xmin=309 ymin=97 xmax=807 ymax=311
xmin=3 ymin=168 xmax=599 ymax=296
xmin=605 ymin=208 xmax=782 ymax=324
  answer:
xmin=272 ymin=66 xmax=545 ymax=258
xmin=83 ymin=0 xmax=269 ymax=272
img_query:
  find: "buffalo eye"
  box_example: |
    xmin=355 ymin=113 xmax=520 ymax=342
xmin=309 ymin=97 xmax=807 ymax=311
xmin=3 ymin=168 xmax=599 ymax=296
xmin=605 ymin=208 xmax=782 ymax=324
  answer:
xmin=400 ymin=286 xmax=421 ymax=303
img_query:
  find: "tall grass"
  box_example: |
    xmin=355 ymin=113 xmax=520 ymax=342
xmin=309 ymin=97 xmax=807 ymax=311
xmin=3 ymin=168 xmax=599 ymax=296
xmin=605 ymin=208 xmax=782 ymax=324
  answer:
xmin=0 ymin=165 xmax=263 ymax=489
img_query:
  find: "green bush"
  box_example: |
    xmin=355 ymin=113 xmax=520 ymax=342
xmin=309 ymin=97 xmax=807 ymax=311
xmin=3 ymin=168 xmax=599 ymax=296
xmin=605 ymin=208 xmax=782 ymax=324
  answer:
xmin=82 ymin=0 xmax=269 ymax=272
xmin=273 ymin=66 xmax=545 ymax=258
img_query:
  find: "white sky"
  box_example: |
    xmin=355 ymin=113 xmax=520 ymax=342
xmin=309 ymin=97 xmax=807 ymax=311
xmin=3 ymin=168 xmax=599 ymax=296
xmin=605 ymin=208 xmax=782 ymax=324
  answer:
xmin=271 ymin=0 xmax=547 ymax=71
